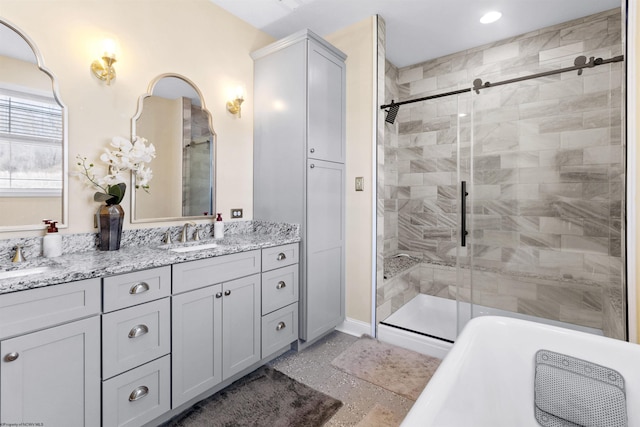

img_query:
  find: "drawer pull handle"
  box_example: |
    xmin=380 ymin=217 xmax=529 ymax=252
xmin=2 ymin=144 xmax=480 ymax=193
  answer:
xmin=4 ymin=352 xmax=19 ymax=362
xmin=128 ymin=324 xmax=149 ymax=339
xmin=129 ymin=282 xmax=150 ymax=295
xmin=276 ymin=253 xmax=286 ymax=261
xmin=276 ymin=322 xmax=286 ymax=331
xmin=224 ymin=290 xmax=231 ymax=296
xmin=276 ymin=281 xmax=286 ymax=289
xmin=310 ymin=148 xmax=315 ymax=153
xmin=129 ymin=385 xmax=149 ymax=402
xmin=216 ymin=292 xmax=223 ymax=298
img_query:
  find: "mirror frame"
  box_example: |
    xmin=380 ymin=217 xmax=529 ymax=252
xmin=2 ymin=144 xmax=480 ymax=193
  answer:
xmin=130 ymin=73 xmax=216 ymax=223
xmin=0 ymin=18 xmax=69 ymax=232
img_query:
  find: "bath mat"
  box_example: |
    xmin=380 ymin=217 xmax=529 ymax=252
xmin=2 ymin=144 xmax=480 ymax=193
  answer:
xmin=534 ymin=349 xmax=627 ymax=427
xmin=331 ymin=335 xmax=441 ymax=400
xmin=161 ymin=366 xmax=342 ymax=427
xmin=356 ymin=403 xmax=405 ymax=427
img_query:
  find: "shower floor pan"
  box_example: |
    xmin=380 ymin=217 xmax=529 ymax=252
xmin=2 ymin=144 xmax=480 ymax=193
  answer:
xmin=379 ymin=294 xmax=602 ymax=358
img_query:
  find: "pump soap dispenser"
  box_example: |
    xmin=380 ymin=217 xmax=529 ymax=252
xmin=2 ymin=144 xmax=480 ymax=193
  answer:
xmin=214 ymin=213 xmax=224 ymax=239
xmin=43 ymin=220 xmax=62 ymax=258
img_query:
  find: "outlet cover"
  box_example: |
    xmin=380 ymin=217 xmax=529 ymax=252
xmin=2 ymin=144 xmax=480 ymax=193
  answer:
xmin=231 ymin=208 xmax=243 ymax=219
xmin=355 ymin=177 xmax=364 ymax=191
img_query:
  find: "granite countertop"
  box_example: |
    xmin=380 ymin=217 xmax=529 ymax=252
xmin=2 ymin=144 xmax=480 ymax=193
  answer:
xmin=0 ymin=227 xmax=300 ymax=295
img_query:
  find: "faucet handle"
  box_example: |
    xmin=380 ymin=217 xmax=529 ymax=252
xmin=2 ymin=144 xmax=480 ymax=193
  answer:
xmin=193 ymin=227 xmax=200 ymax=241
xmin=163 ymin=231 xmax=172 ymax=245
xmin=12 ymin=245 xmax=26 ymax=263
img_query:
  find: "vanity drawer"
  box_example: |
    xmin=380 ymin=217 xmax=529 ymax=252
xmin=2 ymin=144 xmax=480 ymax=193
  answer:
xmin=103 ymin=266 xmax=171 ymax=312
xmin=172 ymin=249 xmax=261 ymax=294
xmin=102 ymin=355 xmax=170 ymax=427
xmin=262 ymin=303 xmax=298 ymax=358
xmin=102 ymin=298 xmax=170 ymax=379
xmin=262 ymin=264 xmax=299 ymax=315
xmin=0 ymin=278 xmax=100 ymax=340
xmin=262 ymin=244 xmax=299 ymax=272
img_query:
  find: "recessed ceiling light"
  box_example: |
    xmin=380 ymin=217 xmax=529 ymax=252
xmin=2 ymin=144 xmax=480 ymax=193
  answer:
xmin=480 ymin=11 xmax=502 ymax=24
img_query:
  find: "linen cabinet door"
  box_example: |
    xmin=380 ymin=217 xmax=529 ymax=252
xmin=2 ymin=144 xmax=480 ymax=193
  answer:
xmin=222 ymin=274 xmax=261 ymax=380
xmin=0 ymin=316 xmax=100 ymax=427
xmin=171 ymin=284 xmax=223 ymax=408
xmin=307 ymin=40 xmax=346 ymax=163
xmin=303 ymin=159 xmax=345 ymax=342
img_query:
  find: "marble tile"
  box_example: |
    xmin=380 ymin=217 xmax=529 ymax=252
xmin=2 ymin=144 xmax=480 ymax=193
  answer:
xmin=539 ymin=41 xmax=585 ymax=62
xmin=483 ymin=41 xmax=520 ymax=64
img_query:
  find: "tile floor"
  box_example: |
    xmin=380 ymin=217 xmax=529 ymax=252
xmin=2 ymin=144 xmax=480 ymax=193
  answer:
xmin=267 ymin=331 xmax=415 ymax=426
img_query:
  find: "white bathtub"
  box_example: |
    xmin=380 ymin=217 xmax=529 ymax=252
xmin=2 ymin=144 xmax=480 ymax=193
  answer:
xmin=401 ymin=316 xmax=640 ymax=426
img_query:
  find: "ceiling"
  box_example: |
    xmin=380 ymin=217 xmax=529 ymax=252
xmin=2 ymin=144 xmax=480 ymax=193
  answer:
xmin=209 ymin=0 xmax=622 ymax=68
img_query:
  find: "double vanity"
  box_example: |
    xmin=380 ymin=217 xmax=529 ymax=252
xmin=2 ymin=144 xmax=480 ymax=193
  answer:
xmin=0 ymin=14 xmax=346 ymax=427
xmin=0 ymin=224 xmax=300 ymax=426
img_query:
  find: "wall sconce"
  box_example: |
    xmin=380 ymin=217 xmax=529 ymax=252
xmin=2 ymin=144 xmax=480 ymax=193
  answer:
xmin=91 ymin=39 xmax=117 ymax=85
xmin=226 ymin=86 xmax=245 ymax=118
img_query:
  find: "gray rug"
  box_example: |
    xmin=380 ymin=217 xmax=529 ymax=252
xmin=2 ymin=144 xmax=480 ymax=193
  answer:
xmin=331 ymin=335 xmax=441 ymax=400
xmin=162 ymin=366 xmax=342 ymax=427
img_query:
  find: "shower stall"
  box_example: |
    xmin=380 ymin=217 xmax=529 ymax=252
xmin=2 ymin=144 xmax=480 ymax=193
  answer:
xmin=377 ymin=7 xmax=627 ymax=352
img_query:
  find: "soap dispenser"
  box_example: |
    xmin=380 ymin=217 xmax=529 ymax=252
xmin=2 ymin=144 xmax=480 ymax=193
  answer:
xmin=42 ymin=220 xmax=62 ymax=258
xmin=214 ymin=213 xmax=224 ymax=239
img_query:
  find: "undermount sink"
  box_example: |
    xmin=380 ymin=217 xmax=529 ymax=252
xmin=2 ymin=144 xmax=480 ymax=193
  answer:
xmin=169 ymin=242 xmax=218 ymax=253
xmin=0 ymin=265 xmax=53 ymax=280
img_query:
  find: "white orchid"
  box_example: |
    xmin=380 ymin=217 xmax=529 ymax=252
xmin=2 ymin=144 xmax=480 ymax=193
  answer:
xmin=76 ymin=136 xmax=156 ymax=205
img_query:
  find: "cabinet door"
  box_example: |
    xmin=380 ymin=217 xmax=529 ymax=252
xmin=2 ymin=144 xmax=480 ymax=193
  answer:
xmin=0 ymin=316 xmax=100 ymax=427
xmin=303 ymin=159 xmax=345 ymax=341
xmin=222 ymin=274 xmax=261 ymax=380
xmin=172 ymin=284 xmax=222 ymax=408
xmin=307 ymin=40 xmax=345 ymax=163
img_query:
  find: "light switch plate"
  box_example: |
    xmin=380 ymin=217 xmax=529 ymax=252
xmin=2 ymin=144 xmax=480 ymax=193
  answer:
xmin=230 ymin=208 xmax=243 ymax=219
xmin=355 ymin=177 xmax=364 ymax=191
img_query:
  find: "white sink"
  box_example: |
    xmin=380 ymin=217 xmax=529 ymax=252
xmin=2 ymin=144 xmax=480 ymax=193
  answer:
xmin=170 ymin=242 xmax=218 ymax=253
xmin=0 ymin=266 xmax=53 ymax=280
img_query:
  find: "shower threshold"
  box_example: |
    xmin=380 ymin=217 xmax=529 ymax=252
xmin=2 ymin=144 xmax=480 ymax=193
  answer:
xmin=378 ymin=294 xmax=603 ymax=358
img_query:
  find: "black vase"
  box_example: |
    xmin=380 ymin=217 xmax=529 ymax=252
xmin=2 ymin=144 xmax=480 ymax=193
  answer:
xmin=97 ymin=204 xmax=124 ymax=251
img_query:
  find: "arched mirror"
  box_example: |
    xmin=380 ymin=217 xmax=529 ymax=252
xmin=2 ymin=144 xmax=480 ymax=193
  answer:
xmin=131 ymin=74 xmax=216 ymax=222
xmin=0 ymin=19 xmax=68 ymax=231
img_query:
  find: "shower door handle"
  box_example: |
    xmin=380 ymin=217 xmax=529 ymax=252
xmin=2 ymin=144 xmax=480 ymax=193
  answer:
xmin=461 ymin=181 xmax=468 ymax=247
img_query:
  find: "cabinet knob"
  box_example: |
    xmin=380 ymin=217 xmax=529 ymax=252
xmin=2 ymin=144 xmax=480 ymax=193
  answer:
xmin=310 ymin=164 xmax=315 ymax=169
xmin=224 ymin=290 xmax=231 ymax=296
xmin=128 ymin=385 xmax=149 ymax=402
xmin=4 ymin=352 xmax=19 ymax=362
xmin=276 ymin=281 xmax=286 ymax=290
xmin=129 ymin=282 xmax=150 ymax=295
xmin=216 ymin=292 xmax=223 ymax=298
xmin=310 ymin=148 xmax=315 ymax=153
xmin=276 ymin=253 xmax=286 ymax=261
xmin=276 ymin=322 xmax=286 ymax=331
xmin=128 ymin=324 xmax=149 ymax=339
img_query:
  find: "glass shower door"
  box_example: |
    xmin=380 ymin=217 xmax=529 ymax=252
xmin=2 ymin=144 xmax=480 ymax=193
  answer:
xmin=461 ymin=52 xmax=626 ymax=340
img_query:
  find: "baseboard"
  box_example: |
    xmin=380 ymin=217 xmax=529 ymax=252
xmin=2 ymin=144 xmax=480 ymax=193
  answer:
xmin=335 ymin=317 xmax=371 ymax=337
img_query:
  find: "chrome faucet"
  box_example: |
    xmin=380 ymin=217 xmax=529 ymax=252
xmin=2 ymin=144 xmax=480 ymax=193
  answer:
xmin=12 ymin=245 xmax=26 ymax=263
xmin=180 ymin=222 xmax=196 ymax=243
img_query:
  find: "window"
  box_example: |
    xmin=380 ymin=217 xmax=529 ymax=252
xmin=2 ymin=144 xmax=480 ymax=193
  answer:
xmin=0 ymin=88 xmax=63 ymax=196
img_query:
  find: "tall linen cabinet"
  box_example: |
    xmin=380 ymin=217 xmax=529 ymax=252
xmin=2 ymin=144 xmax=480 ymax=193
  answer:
xmin=252 ymin=30 xmax=346 ymax=344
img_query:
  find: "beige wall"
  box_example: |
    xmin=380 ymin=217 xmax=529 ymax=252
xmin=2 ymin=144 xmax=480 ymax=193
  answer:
xmin=326 ymin=17 xmax=376 ymax=324
xmin=0 ymin=0 xmax=274 ymax=238
xmin=636 ymin=4 xmax=640 ymax=342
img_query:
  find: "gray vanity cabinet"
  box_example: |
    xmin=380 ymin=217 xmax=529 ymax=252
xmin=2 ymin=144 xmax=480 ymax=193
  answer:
xmin=0 ymin=279 xmax=101 ymax=427
xmin=252 ymin=29 xmax=346 ymax=344
xmin=171 ymin=252 xmax=262 ymax=408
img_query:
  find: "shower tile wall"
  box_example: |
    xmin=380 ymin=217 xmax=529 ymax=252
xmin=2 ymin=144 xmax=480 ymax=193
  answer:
xmin=381 ymin=8 xmax=625 ymax=339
